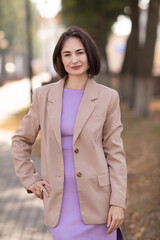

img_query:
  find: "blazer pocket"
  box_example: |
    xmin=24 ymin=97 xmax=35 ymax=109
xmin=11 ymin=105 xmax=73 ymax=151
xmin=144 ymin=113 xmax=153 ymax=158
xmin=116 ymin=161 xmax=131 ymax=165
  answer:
xmin=89 ymin=114 xmax=106 ymax=120
xmin=98 ymin=172 xmax=110 ymax=187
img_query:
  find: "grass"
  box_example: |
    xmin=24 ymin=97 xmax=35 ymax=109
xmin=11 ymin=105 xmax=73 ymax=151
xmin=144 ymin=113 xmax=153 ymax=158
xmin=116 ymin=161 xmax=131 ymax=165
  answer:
xmin=121 ymin=103 xmax=160 ymax=240
xmin=0 ymin=108 xmax=29 ymax=131
xmin=0 ymin=107 xmax=41 ymax=156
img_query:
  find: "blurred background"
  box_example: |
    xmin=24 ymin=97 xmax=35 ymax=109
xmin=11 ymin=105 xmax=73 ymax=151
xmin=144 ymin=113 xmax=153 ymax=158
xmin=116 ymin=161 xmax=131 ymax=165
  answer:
xmin=0 ymin=0 xmax=159 ymax=239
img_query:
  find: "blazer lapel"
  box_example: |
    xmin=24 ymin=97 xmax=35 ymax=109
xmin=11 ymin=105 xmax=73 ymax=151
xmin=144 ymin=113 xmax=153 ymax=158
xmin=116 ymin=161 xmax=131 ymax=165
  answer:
xmin=47 ymin=78 xmax=99 ymax=150
xmin=47 ymin=79 xmax=65 ymax=151
xmin=73 ymin=78 xmax=98 ymax=145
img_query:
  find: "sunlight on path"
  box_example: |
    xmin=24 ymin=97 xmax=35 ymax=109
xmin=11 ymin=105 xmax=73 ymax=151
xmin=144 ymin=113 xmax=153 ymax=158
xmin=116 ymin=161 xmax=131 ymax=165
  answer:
xmin=0 ymin=130 xmax=52 ymax=240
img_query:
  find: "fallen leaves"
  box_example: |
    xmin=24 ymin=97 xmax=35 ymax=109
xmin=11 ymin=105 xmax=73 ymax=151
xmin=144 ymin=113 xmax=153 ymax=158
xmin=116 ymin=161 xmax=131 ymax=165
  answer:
xmin=121 ymin=103 xmax=160 ymax=240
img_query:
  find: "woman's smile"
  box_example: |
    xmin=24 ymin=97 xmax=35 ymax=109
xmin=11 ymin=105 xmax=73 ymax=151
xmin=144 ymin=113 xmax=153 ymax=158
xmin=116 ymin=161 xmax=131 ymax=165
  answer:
xmin=71 ymin=65 xmax=81 ymax=70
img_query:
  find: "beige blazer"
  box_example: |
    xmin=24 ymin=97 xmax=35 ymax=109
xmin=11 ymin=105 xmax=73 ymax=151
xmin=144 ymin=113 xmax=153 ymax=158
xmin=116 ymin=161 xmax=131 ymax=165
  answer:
xmin=12 ymin=78 xmax=127 ymax=228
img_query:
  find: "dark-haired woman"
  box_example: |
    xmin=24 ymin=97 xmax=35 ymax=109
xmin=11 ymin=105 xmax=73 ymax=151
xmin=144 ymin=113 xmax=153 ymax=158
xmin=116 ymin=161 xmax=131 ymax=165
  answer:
xmin=12 ymin=26 xmax=127 ymax=240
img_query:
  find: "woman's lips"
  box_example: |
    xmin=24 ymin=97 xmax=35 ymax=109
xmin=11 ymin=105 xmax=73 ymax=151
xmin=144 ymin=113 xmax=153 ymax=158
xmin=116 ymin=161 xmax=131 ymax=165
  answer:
xmin=71 ymin=65 xmax=81 ymax=70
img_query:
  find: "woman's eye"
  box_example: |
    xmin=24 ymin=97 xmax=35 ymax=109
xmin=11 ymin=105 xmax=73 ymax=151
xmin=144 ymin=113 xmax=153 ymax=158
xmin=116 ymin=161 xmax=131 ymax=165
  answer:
xmin=64 ymin=54 xmax=70 ymax=57
xmin=78 ymin=52 xmax=84 ymax=54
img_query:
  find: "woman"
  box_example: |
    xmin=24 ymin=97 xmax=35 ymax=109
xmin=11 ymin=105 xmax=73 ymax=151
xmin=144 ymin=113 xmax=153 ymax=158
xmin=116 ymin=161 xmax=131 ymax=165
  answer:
xmin=12 ymin=26 xmax=127 ymax=240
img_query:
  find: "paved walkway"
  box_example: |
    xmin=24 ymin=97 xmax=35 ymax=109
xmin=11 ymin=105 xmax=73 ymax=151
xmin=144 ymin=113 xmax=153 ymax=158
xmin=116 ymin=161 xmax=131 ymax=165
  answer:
xmin=0 ymin=75 xmax=54 ymax=239
xmin=0 ymin=129 xmax=52 ymax=240
xmin=0 ymin=73 xmax=51 ymax=123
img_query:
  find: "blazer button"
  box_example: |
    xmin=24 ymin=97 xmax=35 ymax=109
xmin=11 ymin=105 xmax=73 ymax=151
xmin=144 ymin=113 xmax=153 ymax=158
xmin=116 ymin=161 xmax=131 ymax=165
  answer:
xmin=76 ymin=172 xmax=82 ymax=177
xmin=74 ymin=148 xmax=79 ymax=153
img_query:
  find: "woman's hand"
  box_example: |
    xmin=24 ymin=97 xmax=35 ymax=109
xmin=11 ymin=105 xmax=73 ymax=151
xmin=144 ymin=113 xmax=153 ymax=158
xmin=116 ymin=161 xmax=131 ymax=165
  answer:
xmin=107 ymin=205 xmax=124 ymax=234
xmin=27 ymin=180 xmax=50 ymax=200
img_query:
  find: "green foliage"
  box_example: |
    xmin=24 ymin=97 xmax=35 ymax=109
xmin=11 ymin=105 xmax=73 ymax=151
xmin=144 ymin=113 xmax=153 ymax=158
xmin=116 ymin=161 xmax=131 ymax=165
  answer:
xmin=0 ymin=0 xmax=26 ymax=52
xmin=30 ymin=1 xmax=41 ymax=58
xmin=61 ymin=0 xmax=128 ymax=64
xmin=61 ymin=0 xmax=128 ymax=38
xmin=0 ymin=0 xmax=40 ymax=57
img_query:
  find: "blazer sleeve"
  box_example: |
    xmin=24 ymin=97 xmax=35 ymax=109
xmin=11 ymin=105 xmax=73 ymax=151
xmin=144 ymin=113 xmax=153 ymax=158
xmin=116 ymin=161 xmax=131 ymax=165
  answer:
xmin=102 ymin=90 xmax=127 ymax=209
xmin=11 ymin=88 xmax=41 ymax=192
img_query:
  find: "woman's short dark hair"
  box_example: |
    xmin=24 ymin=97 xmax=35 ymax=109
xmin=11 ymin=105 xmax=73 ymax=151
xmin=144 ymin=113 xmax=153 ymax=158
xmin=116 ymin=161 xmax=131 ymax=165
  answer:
xmin=53 ymin=26 xmax=101 ymax=78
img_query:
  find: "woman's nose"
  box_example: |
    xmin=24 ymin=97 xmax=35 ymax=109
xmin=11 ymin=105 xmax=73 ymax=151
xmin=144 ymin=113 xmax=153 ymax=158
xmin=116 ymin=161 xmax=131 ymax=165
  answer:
xmin=71 ymin=54 xmax=78 ymax=63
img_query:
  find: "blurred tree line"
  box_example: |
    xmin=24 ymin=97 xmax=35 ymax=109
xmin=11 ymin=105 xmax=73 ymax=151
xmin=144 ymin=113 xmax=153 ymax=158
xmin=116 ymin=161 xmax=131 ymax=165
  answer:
xmin=61 ymin=0 xmax=160 ymax=117
xmin=0 ymin=0 xmax=39 ymax=82
xmin=0 ymin=0 xmax=159 ymax=118
xmin=61 ymin=0 xmax=128 ymax=71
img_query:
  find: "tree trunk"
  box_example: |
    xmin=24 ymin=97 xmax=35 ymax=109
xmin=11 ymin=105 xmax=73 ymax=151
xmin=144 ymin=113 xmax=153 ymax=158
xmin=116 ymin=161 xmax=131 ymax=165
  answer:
xmin=134 ymin=0 xmax=160 ymax=117
xmin=0 ymin=51 xmax=7 ymax=83
xmin=95 ymin=9 xmax=109 ymax=74
xmin=25 ymin=0 xmax=33 ymax=102
xmin=119 ymin=0 xmax=139 ymax=103
xmin=1 ymin=53 xmax=6 ymax=77
xmin=134 ymin=76 xmax=153 ymax=117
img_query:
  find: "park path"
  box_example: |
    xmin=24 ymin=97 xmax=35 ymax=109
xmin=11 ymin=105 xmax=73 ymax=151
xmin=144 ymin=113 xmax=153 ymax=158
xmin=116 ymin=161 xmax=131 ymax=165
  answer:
xmin=0 ymin=73 xmax=50 ymax=123
xmin=0 ymin=129 xmax=52 ymax=240
xmin=0 ymin=76 xmax=53 ymax=239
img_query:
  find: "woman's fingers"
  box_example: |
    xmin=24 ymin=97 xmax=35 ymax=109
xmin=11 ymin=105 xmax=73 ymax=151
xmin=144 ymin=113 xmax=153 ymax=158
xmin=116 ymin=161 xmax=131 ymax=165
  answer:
xmin=107 ymin=218 xmax=121 ymax=234
xmin=41 ymin=180 xmax=50 ymax=187
xmin=107 ymin=205 xmax=124 ymax=234
xmin=107 ymin=211 xmax=112 ymax=228
xmin=27 ymin=180 xmax=50 ymax=199
xmin=40 ymin=182 xmax=50 ymax=198
xmin=107 ymin=219 xmax=116 ymax=234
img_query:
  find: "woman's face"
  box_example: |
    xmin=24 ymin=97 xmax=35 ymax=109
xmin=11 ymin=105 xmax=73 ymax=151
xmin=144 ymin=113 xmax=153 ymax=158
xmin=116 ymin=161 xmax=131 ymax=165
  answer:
xmin=61 ymin=37 xmax=89 ymax=77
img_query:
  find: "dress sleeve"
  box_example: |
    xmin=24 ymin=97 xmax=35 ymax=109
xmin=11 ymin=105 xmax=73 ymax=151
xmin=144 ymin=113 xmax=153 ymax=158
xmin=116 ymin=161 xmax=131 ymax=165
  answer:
xmin=11 ymin=88 xmax=41 ymax=192
xmin=102 ymin=90 xmax=127 ymax=209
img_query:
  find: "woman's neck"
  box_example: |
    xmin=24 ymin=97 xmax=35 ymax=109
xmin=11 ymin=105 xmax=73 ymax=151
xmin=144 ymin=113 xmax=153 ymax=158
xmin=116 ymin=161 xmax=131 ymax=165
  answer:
xmin=64 ymin=74 xmax=89 ymax=89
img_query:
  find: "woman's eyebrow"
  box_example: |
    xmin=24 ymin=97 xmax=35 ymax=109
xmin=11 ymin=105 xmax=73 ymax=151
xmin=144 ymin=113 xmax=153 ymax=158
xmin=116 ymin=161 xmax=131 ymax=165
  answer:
xmin=76 ymin=48 xmax=85 ymax=52
xmin=62 ymin=48 xmax=85 ymax=54
xmin=62 ymin=50 xmax=70 ymax=54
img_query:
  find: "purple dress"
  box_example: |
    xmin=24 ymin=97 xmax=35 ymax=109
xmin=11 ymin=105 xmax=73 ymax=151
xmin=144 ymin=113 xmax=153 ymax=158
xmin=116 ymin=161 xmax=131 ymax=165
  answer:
xmin=50 ymin=88 xmax=118 ymax=240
